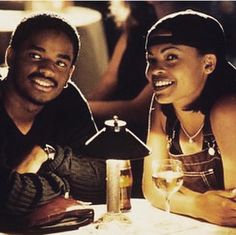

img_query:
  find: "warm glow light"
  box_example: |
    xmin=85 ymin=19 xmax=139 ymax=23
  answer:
xmin=0 ymin=10 xmax=25 ymax=32
xmin=109 ymin=0 xmax=130 ymax=27
xmin=51 ymin=0 xmax=64 ymax=11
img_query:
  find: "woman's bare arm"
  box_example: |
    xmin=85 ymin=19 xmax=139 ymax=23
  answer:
xmin=88 ymin=33 xmax=127 ymax=101
xmin=89 ymin=84 xmax=153 ymax=123
xmin=142 ymin=104 xmax=236 ymax=226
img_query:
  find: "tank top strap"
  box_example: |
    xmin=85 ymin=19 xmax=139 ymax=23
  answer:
xmin=165 ymin=112 xmax=182 ymax=154
xmin=165 ymin=110 xmax=178 ymax=139
xmin=202 ymin=114 xmax=212 ymax=136
xmin=166 ymin=115 xmax=175 ymax=137
xmin=202 ymin=114 xmax=218 ymax=152
xmin=165 ymin=112 xmax=220 ymax=155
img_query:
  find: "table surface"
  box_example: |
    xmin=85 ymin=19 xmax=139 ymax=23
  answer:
xmin=58 ymin=198 xmax=236 ymax=235
xmin=0 ymin=198 xmax=235 ymax=235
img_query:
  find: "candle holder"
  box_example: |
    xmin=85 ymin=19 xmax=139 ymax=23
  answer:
xmin=83 ymin=116 xmax=150 ymax=227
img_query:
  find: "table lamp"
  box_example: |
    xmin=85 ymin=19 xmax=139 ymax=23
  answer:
xmin=83 ymin=116 xmax=151 ymax=226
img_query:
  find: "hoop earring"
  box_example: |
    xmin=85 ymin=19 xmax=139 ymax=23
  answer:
xmin=64 ymin=83 xmax=68 ymax=89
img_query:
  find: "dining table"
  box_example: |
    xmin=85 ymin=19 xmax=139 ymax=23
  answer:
xmin=48 ymin=198 xmax=236 ymax=235
xmin=0 ymin=198 xmax=236 ymax=235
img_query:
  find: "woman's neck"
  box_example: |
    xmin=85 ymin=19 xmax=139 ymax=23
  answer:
xmin=174 ymin=107 xmax=205 ymax=137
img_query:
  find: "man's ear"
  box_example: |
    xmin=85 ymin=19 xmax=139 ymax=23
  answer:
xmin=203 ymin=54 xmax=217 ymax=75
xmin=5 ymin=46 xmax=15 ymax=67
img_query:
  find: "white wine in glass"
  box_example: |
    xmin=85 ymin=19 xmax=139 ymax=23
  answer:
xmin=152 ymin=159 xmax=184 ymax=213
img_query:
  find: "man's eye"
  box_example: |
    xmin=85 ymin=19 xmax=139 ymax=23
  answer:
xmin=57 ymin=61 xmax=67 ymax=68
xmin=29 ymin=53 xmax=41 ymax=60
xmin=166 ymin=54 xmax=177 ymax=61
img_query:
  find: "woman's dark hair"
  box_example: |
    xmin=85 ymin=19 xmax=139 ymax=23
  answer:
xmin=10 ymin=13 xmax=80 ymax=65
xmin=145 ymin=9 xmax=236 ymax=116
xmin=186 ymin=60 xmax=236 ymax=114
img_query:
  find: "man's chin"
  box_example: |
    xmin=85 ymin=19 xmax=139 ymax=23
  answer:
xmin=23 ymin=94 xmax=55 ymax=106
xmin=28 ymin=98 xmax=49 ymax=106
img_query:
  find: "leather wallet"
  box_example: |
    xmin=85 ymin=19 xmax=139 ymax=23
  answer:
xmin=24 ymin=196 xmax=94 ymax=234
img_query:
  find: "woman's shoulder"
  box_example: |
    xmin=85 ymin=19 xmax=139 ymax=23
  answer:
xmin=210 ymin=93 xmax=236 ymax=124
xmin=150 ymin=101 xmax=167 ymax=132
xmin=211 ymin=94 xmax=236 ymax=112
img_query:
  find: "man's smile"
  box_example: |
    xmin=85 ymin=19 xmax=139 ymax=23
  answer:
xmin=31 ymin=77 xmax=56 ymax=92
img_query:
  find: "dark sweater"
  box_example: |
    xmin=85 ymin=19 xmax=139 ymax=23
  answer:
xmin=0 ymin=81 xmax=106 ymax=216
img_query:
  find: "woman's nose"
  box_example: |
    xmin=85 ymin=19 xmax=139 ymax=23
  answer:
xmin=146 ymin=66 xmax=166 ymax=81
xmin=152 ymin=67 xmax=166 ymax=76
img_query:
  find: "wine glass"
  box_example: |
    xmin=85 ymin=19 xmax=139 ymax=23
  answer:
xmin=152 ymin=159 xmax=184 ymax=213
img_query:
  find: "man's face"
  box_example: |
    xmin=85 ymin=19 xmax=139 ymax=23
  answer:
xmin=8 ymin=29 xmax=74 ymax=105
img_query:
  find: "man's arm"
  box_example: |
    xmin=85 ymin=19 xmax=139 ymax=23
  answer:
xmin=1 ymin=146 xmax=71 ymax=215
xmin=14 ymin=146 xmax=47 ymax=174
xmin=67 ymin=157 xmax=106 ymax=204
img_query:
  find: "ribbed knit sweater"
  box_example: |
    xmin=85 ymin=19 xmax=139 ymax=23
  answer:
xmin=0 ymin=81 xmax=106 ymax=216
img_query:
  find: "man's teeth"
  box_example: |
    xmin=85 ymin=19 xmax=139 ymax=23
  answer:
xmin=154 ymin=80 xmax=173 ymax=87
xmin=34 ymin=78 xmax=53 ymax=87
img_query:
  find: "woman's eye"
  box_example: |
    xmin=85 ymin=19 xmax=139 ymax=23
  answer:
xmin=29 ymin=53 xmax=41 ymax=60
xmin=166 ymin=54 xmax=178 ymax=61
xmin=147 ymin=57 xmax=156 ymax=65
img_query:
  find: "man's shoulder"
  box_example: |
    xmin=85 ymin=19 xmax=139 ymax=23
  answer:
xmin=45 ymin=82 xmax=88 ymax=112
xmin=61 ymin=81 xmax=85 ymax=98
xmin=53 ymin=81 xmax=88 ymax=107
xmin=0 ymin=78 xmax=5 ymax=99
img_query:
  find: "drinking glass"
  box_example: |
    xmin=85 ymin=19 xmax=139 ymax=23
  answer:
xmin=152 ymin=159 xmax=184 ymax=213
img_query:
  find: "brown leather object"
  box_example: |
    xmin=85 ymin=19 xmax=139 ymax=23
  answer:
xmin=25 ymin=196 xmax=94 ymax=233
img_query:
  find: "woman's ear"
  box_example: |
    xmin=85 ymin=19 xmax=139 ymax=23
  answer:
xmin=203 ymin=54 xmax=217 ymax=75
xmin=5 ymin=46 xmax=15 ymax=67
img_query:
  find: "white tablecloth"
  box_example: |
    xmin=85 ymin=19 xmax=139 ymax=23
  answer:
xmin=60 ymin=199 xmax=236 ymax=235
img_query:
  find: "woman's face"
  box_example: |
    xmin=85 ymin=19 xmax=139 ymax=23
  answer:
xmin=145 ymin=43 xmax=210 ymax=108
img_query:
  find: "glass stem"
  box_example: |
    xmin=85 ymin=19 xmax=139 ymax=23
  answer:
xmin=165 ymin=194 xmax=171 ymax=213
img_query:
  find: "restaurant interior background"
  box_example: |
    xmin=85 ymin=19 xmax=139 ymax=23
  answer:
xmin=0 ymin=1 xmax=235 ymax=97
xmin=0 ymin=1 xmax=113 ymax=96
xmin=0 ymin=2 xmax=236 ymax=234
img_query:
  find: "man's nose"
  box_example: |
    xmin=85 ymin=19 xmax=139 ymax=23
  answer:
xmin=38 ymin=59 xmax=55 ymax=77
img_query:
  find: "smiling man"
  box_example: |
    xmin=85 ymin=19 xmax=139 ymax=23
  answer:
xmin=0 ymin=13 xmax=106 ymax=220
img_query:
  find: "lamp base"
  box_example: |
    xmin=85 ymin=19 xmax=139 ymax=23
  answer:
xmin=94 ymin=212 xmax=131 ymax=229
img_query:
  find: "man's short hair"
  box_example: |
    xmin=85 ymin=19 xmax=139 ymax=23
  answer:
xmin=10 ymin=13 xmax=80 ymax=65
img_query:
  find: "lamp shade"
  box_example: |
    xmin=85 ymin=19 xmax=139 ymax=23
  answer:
xmin=83 ymin=116 xmax=151 ymax=160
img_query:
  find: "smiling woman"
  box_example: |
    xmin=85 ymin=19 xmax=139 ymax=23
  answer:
xmin=142 ymin=9 xmax=236 ymax=227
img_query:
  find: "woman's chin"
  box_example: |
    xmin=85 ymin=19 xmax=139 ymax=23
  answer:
xmin=154 ymin=94 xmax=172 ymax=104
